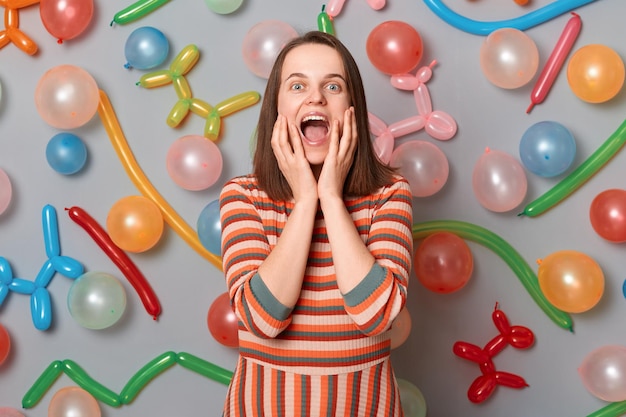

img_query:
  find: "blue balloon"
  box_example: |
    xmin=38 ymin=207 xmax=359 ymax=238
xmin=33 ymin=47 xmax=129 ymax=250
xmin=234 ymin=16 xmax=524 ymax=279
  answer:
xmin=124 ymin=26 xmax=169 ymax=70
xmin=197 ymin=199 xmax=222 ymax=256
xmin=31 ymin=287 xmax=52 ymax=330
xmin=519 ymin=121 xmax=576 ymax=178
xmin=46 ymin=133 xmax=87 ymax=175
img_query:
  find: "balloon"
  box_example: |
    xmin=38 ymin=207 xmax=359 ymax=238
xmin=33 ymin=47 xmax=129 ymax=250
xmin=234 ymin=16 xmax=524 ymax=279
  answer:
xmin=48 ymin=386 xmax=101 ymax=417
xmin=519 ymin=121 xmax=576 ymax=178
xmin=46 ymin=132 xmax=88 ymax=175
xmin=366 ymin=20 xmax=423 ymax=75
xmin=389 ymin=306 xmax=411 ymax=349
xmin=422 ymin=0 xmax=595 ymax=36
xmin=166 ymin=135 xmax=223 ymax=191
xmin=413 ymin=220 xmax=573 ymax=331
xmin=390 ymin=140 xmax=449 ymax=197
xmin=35 ymin=65 xmax=99 ymax=129
xmin=520 ymin=117 xmax=626 ymax=217
xmin=0 ymin=168 xmax=12 ymax=215
xmin=111 ymin=0 xmax=171 ymax=25
xmin=414 ymin=232 xmax=473 ymax=294
xmin=106 ymin=195 xmax=164 ymax=253
xmin=472 ymin=148 xmax=528 ymax=212
xmin=120 ymin=351 xmax=177 ymax=404
xmin=40 ymin=0 xmax=94 ymax=42
xmin=317 ymin=4 xmax=335 ymax=35
xmin=0 ymin=407 xmax=25 ymax=417
xmin=396 ymin=378 xmax=427 ymax=417
xmin=590 ymin=189 xmax=626 ymax=243
xmin=124 ymin=26 xmax=169 ymax=70
xmin=579 ymin=345 xmax=626 ymax=402
xmin=22 ymin=360 xmax=64 ymax=408
xmin=527 ymin=13 xmax=582 ymax=113
xmin=326 ymin=0 xmax=386 ymax=17
xmin=567 ymin=44 xmax=625 ymax=103
xmin=67 ymin=271 xmax=127 ymax=330
xmin=197 ymin=199 xmax=222 ymax=256
xmin=207 ymin=292 xmax=238 ymax=348
xmin=480 ymin=28 xmax=539 ymax=89
xmin=0 ymin=323 xmax=10 ymax=365
xmin=97 ymin=90 xmax=222 ymax=268
xmin=175 ymin=351 xmax=233 ymax=385
xmin=241 ymin=20 xmax=298 ymax=78
xmin=204 ymin=0 xmax=244 ymax=14
xmin=66 ymin=206 xmax=161 ymax=319
xmin=537 ymin=250 xmax=604 ymax=313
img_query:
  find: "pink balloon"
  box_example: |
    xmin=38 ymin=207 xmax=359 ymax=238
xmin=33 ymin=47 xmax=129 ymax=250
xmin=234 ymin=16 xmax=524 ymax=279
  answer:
xmin=390 ymin=140 xmax=449 ymax=197
xmin=472 ymin=148 xmax=527 ymax=212
xmin=40 ymin=0 xmax=94 ymax=42
xmin=0 ymin=168 xmax=12 ymax=215
xmin=48 ymin=386 xmax=101 ymax=417
xmin=35 ymin=65 xmax=99 ymax=129
xmin=579 ymin=345 xmax=626 ymax=402
xmin=166 ymin=135 xmax=223 ymax=191
xmin=0 ymin=407 xmax=25 ymax=417
xmin=389 ymin=307 xmax=412 ymax=349
xmin=480 ymin=28 xmax=539 ymax=89
xmin=242 ymin=20 xmax=298 ymax=79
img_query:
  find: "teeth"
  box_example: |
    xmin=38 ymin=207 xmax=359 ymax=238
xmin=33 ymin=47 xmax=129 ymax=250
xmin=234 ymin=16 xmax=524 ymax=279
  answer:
xmin=302 ymin=115 xmax=327 ymax=122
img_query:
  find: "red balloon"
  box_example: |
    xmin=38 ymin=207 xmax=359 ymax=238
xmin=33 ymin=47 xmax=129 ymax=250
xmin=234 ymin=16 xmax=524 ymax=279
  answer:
xmin=414 ymin=232 xmax=473 ymax=293
xmin=207 ymin=292 xmax=239 ymax=348
xmin=366 ymin=20 xmax=423 ymax=75
xmin=40 ymin=0 xmax=94 ymax=42
xmin=0 ymin=323 xmax=10 ymax=365
xmin=590 ymin=189 xmax=626 ymax=243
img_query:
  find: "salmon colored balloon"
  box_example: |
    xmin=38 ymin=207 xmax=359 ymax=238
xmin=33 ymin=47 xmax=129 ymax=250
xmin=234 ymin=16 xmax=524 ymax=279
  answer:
xmin=48 ymin=386 xmax=101 ymax=417
xmin=473 ymin=148 xmax=528 ymax=213
xmin=207 ymin=292 xmax=238 ymax=348
xmin=389 ymin=307 xmax=412 ymax=349
xmin=567 ymin=44 xmax=625 ymax=103
xmin=0 ymin=407 xmax=25 ymax=417
xmin=579 ymin=345 xmax=626 ymax=402
xmin=106 ymin=196 xmax=164 ymax=253
xmin=40 ymin=0 xmax=94 ymax=42
xmin=390 ymin=140 xmax=449 ymax=197
xmin=480 ymin=28 xmax=539 ymax=89
xmin=0 ymin=168 xmax=12 ymax=216
xmin=0 ymin=323 xmax=10 ymax=365
xmin=414 ymin=232 xmax=473 ymax=294
xmin=590 ymin=189 xmax=626 ymax=243
xmin=366 ymin=20 xmax=423 ymax=75
xmin=537 ymin=250 xmax=604 ymax=313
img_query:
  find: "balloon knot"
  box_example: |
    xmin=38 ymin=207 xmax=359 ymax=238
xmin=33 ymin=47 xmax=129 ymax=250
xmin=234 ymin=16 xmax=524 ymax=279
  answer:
xmin=536 ymin=259 xmax=543 ymax=265
xmin=485 ymin=147 xmax=491 ymax=153
xmin=57 ymin=39 xmax=63 ymax=45
xmin=124 ymin=63 xmax=131 ymax=69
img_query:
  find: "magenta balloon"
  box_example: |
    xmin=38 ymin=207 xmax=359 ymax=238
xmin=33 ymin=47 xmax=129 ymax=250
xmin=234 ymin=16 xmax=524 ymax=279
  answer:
xmin=0 ymin=168 xmax=11 ymax=215
xmin=35 ymin=65 xmax=99 ymax=129
xmin=40 ymin=0 xmax=94 ymax=41
xmin=480 ymin=28 xmax=539 ymax=89
xmin=579 ymin=345 xmax=626 ymax=402
xmin=48 ymin=386 xmax=101 ymax=417
xmin=472 ymin=148 xmax=528 ymax=212
xmin=166 ymin=135 xmax=223 ymax=191
xmin=390 ymin=140 xmax=449 ymax=197
xmin=242 ymin=20 xmax=298 ymax=79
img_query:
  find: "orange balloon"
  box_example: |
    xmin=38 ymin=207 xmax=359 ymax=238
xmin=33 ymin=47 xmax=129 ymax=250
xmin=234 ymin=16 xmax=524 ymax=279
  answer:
xmin=106 ymin=195 xmax=164 ymax=253
xmin=537 ymin=250 xmax=604 ymax=313
xmin=567 ymin=44 xmax=625 ymax=103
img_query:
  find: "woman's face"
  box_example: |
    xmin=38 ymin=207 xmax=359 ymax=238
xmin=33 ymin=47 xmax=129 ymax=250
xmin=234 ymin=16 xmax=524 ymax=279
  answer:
xmin=277 ymin=43 xmax=351 ymax=166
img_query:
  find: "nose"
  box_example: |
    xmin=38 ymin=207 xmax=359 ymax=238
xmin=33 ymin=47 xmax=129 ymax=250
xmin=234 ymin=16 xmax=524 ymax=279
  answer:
xmin=306 ymin=87 xmax=326 ymax=105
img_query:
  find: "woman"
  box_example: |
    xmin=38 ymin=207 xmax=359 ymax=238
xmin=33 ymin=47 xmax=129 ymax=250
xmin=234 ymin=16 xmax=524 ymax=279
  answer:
xmin=219 ymin=31 xmax=413 ymax=416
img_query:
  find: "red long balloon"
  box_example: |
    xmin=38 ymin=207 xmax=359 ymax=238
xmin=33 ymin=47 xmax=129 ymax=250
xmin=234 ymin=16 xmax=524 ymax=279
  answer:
xmin=66 ymin=206 xmax=161 ymax=319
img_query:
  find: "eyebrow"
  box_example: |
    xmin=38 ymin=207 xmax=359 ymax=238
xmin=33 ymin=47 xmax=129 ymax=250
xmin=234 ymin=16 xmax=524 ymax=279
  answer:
xmin=285 ymin=72 xmax=347 ymax=83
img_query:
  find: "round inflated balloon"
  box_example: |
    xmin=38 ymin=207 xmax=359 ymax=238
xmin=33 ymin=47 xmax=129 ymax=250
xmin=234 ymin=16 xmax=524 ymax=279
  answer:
xmin=579 ymin=345 xmax=626 ymax=402
xmin=40 ymin=0 xmax=94 ymax=42
xmin=0 ymin=168 xmax=12 ymax=216
xmin=0 ymin=323 xmax=10 ymax=365
xmin=472 ymin=148 xmax=528 ymax=212
xmin=46 ymin=132 xmax=88 ymax=175
xmin=204 ymin=0 xmax=244 ymax=14
xmin=197 ymin=199 xmax=222 ymax=256
xmin=124 ymin=26 xmax=170 ymax=70
xmin=480 ymin=28 xmax=539 ymax=89
xmin=390 ymin=140 xmax=449 ymax=197
xmin=389 ymin=307 xmax=412 ymax=349
xmin=106 ymin=195 xmax=164 ymax=253
xmin=35 ymin=65 xmax=99 ymax=129
xmin=590 ymin=189 xmax=626 ymax=243
xmin=242 ymin=20 xmax=298 ymax=78
xmin=207 ymin=292 xmax=238 ymax=348
xmin=166 ymin=135 xmax=223 ymax=191
xmin=519 ymin=121 xmax=576 ymax=178
xmin=414 ymin=232 xmax=473 ymax=294
xmin=366 ymin=21 xmax=423 ymax=75
xmin=567 ymin=44 xmax=625 ymax=103
xmin=537 ymin=250 xmax=604 ymax=313
xmin=0 ymin=407 xmax=25 ymax=417
xmin=48 ymin=386 xmax=101 ymax=417
xmin=67 ymin=271 xmax=127 ymax=330
xmin=396 ymin=378 xmax=427 ymax=417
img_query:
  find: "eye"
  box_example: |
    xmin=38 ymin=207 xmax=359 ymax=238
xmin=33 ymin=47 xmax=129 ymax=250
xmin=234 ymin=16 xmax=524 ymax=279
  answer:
xmin=326 ymin=83 xmax=341 ymax=92
xmin=290 ymin=82 xmax=304 ymax=91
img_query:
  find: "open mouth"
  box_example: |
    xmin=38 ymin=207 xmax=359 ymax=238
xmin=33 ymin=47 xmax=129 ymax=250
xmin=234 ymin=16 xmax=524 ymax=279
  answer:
xmin=300 ymin=115 xmax=329 ymax=144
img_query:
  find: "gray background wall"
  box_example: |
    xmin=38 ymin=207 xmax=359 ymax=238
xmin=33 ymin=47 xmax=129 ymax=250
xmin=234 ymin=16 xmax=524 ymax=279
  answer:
xmin=0 ymin=0 xmax=621 ymax=416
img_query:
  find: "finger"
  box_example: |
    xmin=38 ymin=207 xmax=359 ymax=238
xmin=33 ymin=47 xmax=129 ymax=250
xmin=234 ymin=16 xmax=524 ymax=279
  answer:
xmin=338 ymin=107 xmax=355 ymax=159
xmin=287 ymin=121 xmax=305 ymax=158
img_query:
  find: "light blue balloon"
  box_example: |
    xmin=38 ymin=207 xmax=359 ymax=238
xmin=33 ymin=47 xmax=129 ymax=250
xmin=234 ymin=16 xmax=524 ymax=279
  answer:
xmin=124 ymin=26 xmax=169 ymax=70
xmin=46 ymin=132 xmax=88 ymax=175
xmin=197 ymin=199 xmax=222 ymax=256
xmin=519 ymin=121 xmax=576 ymax=178
xmin=31 ymin=287 xmax=52 ymax=331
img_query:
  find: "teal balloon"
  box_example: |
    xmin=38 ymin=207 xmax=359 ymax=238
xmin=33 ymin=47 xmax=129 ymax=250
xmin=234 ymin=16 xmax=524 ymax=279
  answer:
xmin=124 ymin=26 xmax=169 ymax=70
xmin=46 ymin=133 xmax=88 ymax=175
xmin=197 ymin=199 xmax=222 ymax=256
xmin=67 ymin=272 xmax=127 ymax=330
xmin=519 ymin=121 xmax=576 ymax=178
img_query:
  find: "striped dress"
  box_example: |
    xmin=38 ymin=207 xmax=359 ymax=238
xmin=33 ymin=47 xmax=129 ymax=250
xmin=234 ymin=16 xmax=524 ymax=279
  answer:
xmin=219 ymin=175 xmax=413 ymax=417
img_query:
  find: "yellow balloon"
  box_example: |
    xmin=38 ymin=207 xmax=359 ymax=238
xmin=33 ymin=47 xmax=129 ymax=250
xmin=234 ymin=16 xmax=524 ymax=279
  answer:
xmin=537 ymin=250 xmax=604 ymax=313
xmin=567 ymin=44 xmax=625 ymax=103
xmin=106 ymin=195 xmax=164 ymax=253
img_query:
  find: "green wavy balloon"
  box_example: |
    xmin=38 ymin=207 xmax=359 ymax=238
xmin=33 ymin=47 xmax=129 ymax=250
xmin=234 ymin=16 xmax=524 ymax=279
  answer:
xmin=62 ymin=359 xmax=121 ymax=407
xmin=21 ymin=360 xmax=63 ymax=408
xmin=120 ymin=351 xmax=177 ymax=404
xmin=412 ymin=220 xmax=573 ymax=331
xmin=586 ymin=400 xmax=626 ymax=417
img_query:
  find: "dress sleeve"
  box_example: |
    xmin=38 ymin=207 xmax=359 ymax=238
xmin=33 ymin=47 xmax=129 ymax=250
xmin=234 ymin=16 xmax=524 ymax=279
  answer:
xmin=219 ymin=179 xmax=293 ymax=339
xmin=342 ymin=177 xmax=414 ymax=336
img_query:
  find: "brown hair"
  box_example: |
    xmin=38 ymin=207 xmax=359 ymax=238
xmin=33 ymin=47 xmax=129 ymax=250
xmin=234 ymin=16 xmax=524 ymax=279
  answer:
xmin=253 ymin=31 xmax=395 ymax=201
